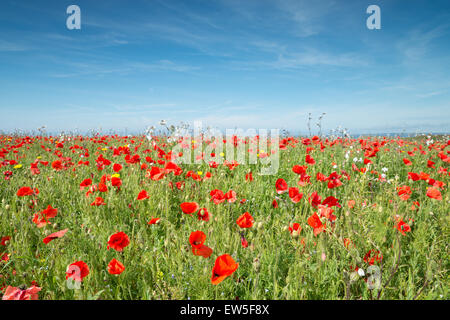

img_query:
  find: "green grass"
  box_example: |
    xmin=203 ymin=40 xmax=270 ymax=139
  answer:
xmin=0 ymin=134 xmax=448 ymax=300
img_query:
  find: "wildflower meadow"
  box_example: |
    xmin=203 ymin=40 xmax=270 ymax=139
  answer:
xmin=0 ymin=128 xmax=448 ymax=300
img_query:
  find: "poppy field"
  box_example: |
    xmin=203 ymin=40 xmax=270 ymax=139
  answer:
xmin=0 ymin=132 xmax=448 ymax=300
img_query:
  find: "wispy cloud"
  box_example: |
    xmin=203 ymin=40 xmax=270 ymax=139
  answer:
xmin=416 ymin=90 xmax=448 ymax=98
xmin=397 ymin=23 xmax=450 ymax=62
xmin=230 ymin=47 xmax=369 ymax=71
xmin=0 ymin=40 xmax=28 ymax=52
xmin=275 ymin=0 xmax=337 ymax=37
xmin=271 ymin=50 xmax=368 ymax=68
xmin=48 ymin=59 xmax=200 ymax=78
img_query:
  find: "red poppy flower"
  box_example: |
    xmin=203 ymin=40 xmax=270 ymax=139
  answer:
xmin=125 ymin=154 xmax=140 ymax=164
xmin=209 ymin=161 xmax=219 ymax=168
xmin=66 ymin=260 xmax=89 ymax=282
xmin=322 ymin=196 xmax=341 ymax=208
xmin=79 ymin=178 xmax=92 ymax=190
xmin=186 ymin=170 xmax=202 ymax=181
xmin=224 ymin=160 xmax=239 ymax=170
xmin=307 ymin=212 xmax=326 ymax=236
xmin=318 ymin=204 xmax=336 ymax=222
xmin=189 ymin=231 xmax=212 ymax=258
xmin=288 ymin=187 xmax=303 ymax=203
xmin=107 ymin=258 xmax=125 ymax=275
xmin=113 ymin=163 xmax=122 ymax=172
xmin=148 ymin=217 xmax=160 ymax=225
xmin=275 ymin=178 xmax=288 ymax=194
xmin=16 ymin=186 xmax=37 ymax=197
xmin=241 ymin=237 xmax=248 ymax=248
xmin=107 ymin=231 xmax=130 ymax=251
xmin=210 ymin=189 xmax=225 ymax=204
xmin=292 ymin=165 xmax=308 ymax=175
xmin=327 ymin=172 xmax=342 ymax=189
xmin=403 ymin=158 xmax=412 ymax=166
xmin=43 ymin=228 xmax=68 ymax=244
xmin=315 ymin=171 xmax=326 ymax=181
xmin=192 ymin=245 xmax=213 ymax=258
xmin=343 ymin=238 xmax=354 ymax=249
xmin=137 ymin=190 xmax=150 ymax=200
xmin=363 ymin=250 xmax=383 ymax=265
xmin=164 ymin=161 xmax=183 ymax=176
xmin=52 ymin=160 xmax=63 ymax=170
xmin=91 ymin=197 xmax=106 ymax=206
xmin=30 ymin=162 xmax=41 ymax=175
xmin=147 ymin=166 xmax=166 ymax=181
xmin=211 ymin=254 xmax=239 ymax=285
xmin=428 ymin=178 xmax=444 ymax=189
xmin=408 ymin=172 xmax=420 ymax=181
xmin=203 ymin=172 xmax=212 ymax=181
xmin=419 ymin=172 xmax=430 ymax=180
xmin=2 ymin=285 xmax=41 ymax=300
xmin=426 ymin=187 xmax=442 ymax=200
xmin=189 ymin=231 xmax=206 ymax=249
xmin=411 ymin=201 xmax=420 ymax=211
xmin=272 ymin=199 xmax=278 ymax=208
xmin=225 ymin=190 xmax=237 ymax=203
xmin=32 ymin=205 xmax=58 ymax=228
xmin=288 ymin=223 xmax=302 ymax=235
xmin=98 ymin=182 xmax=108 ymax=193
xmin=111 ymin=176 xmax=122 ymax=188
xmin=32 ymin=213 xmax=49 ymax=228
xmin=173 ymin=181 xmax=184 ymax=190
xmin=236 ymin=212 xmax=254 ymax=228
xmin=309 ymin=191 xmax=322 ymax=208
xmin=1 ymin=236 xmax=10 ymax=246
xmin=4 ymin=170 xmax=13 ymax=180
xmin=180 ymin=202 xmax=200 ymax=214
xmin=397 ymin=186 xmax=412 ymax=201
xmin=394 ymin=217 xmax=411 ymax=236
xmin=305 ymin=154 xmax=315 ymax=164
xmin=197 ymin=208 xmax=210 ymax=221
xmin=41 ymin=205 xmax=58 ymax=218
xmin=1 ymin=252 xmax=10 ymax=262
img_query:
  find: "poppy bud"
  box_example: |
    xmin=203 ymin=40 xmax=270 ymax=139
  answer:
xmin=252 ymin=258 xmax=260 ymax=271
xmin=5 ymin=204 xmax=10 ymax=210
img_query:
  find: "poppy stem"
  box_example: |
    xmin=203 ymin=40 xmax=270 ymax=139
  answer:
xmin=377 ymin=233 xmax=401 ymax=299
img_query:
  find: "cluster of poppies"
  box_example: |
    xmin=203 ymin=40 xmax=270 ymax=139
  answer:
xmin=0 ymin=133 xmax=448 ymax=299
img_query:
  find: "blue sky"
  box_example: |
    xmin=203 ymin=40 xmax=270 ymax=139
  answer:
xmin=0 ymin=0 xmax=449 ymax=135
